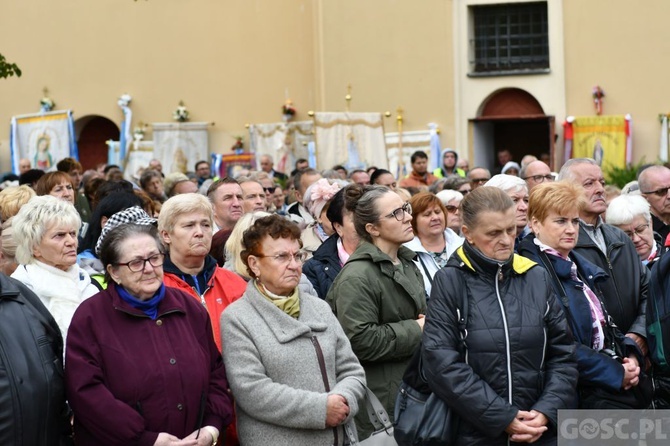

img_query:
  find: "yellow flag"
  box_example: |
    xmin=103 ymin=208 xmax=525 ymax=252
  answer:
xmin=571 ymin=115 xmax=628 ymax=171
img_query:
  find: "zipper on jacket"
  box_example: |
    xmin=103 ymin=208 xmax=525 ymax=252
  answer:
xmin=540 ymin=301 xmax=549 ymax=370
xmin=494 ymin=264 xmax=513 ymax=405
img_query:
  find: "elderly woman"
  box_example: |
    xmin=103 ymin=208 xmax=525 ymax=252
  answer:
xmin=404 ymin=192 xmax=463 ymax=297
xmin=11 ymin=196 xmax=98 ymax=342
xmin=436 ymin=189 xmax=464 ymax=235
xmin=35 ymin=171 xmax=75 ymax=204
xmin=484 ymin=174 xmax=529 ymax=248
xmin=303 ymin=186 xmax=360 ymax=299
xmin=158 ymin=193 xmax=247 ymax=351
xmin=606 ymin=194 xmax=661 ymax=267
xmin=221 ymin=215 xmax=366 ymax=446
xmin=0 ymin=184 xmax=35 ymax=221
xmin=518 ymin=182 xmax=647 ymax=409
xmin=301 ymin=178 xmax=342 ymax=257
xmin=424 ymin=187 xmax=577 ymax=445
xmin=65 ymin=223 xmax=233 ymax=445
xmin=327 ymin=185 xmax=426 ymax=437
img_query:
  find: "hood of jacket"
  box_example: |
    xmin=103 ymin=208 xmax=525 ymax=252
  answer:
xmin=449 ymin=241 xmax=536 ymax=280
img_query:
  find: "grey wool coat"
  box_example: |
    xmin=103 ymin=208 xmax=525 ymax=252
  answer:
xmin=221 ymin=281 xmax=366 ymax=446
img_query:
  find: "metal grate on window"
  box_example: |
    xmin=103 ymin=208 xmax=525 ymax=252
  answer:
xmin=471 ymin=2 xmax=549 ymax=73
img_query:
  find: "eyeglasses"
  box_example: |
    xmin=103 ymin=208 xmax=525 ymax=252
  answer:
xmin=523 ymin=174 xmax=554 ymax=183
xmin=642 ymin=186 xmax=670 ymax=197
xmin=445 ymin=205 xmax=458 ymax=213
xmin=385 ymin=202 xmax=412 ymax=221
xmin=623 ymin=223 xmax=649 ymax=239
xmin=254 ymin=251 xmax=308 ymax=265
xmin=264 ymin=186 xmax=277 ymax=194
xmin=115 ymin=253 xmax=165 ymax=272
xmin=470 ymin=178 xmax=489 ymax=185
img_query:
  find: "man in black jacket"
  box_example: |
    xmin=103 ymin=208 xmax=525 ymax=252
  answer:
xmin=559 ymin=158 xmax=649 ymax=354
xmin=0 ymin=273 xmax=70 ymax=445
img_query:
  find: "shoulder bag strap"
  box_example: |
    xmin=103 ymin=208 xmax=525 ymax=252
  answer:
xmin=417 ymin=255 xmax=435 ymax=286
xmin=311 ymin=336 xmax=339 ymax=446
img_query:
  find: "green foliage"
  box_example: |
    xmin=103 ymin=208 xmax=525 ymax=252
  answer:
xmin=604 ymin=158 xmax=646 ymax=189
xmin=0 ymin=53 xmax=22 ymax=79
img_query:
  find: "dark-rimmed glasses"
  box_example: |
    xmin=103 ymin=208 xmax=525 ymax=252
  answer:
xmin=115 ymin=253 xmax=164 ymax=272
xmin=254 ymin=251 xmax=308 ymax=265
xmin=623 ymin=223 xmax=649 ymax=240
xmin=523 ymin=174 xmax=554 ymax=183
xmin=385 ymin=202 xmax=412 ymax=221
xmin=642 ymin=186 xmax=670 ymax=197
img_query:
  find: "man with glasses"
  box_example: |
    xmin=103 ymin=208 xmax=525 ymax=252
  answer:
xmin=638 ymin=165 xmax=670 ymax=244
xmin=560 ymin=158 xmax=649 ymax=356
xmin=521 ymin=160 xmax=554 ymax=191
xmin=467 ymin=167 xmax=491 ymax=190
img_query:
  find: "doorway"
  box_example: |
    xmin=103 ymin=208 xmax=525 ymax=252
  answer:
xmin=469 ymin=88 xmax=556 ymax=171
xmin=74 ymin=116 xmax=119 ymax=171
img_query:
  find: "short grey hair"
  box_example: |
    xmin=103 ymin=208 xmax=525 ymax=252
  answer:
xmin=158 ymin=193 xmax=213 ymax=235
xmin=557 ymin=158 xmax=599 ymax=181
xmin=223 ymin=211 xmax=271 ymax=279
xmin=436 ymin=189 xmax=464 ymax=206
xmin=638 ymin=165 xmax=670 ymax=193
xmin=13 ymin=195 xmax=81 ymax=265
xmin=606 ymin=194 xmax=652 ymax=226
xmin=483 ymin=174 xmax=528 ymax=195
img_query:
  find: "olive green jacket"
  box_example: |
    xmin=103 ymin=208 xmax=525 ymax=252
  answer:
xmin=326 ymin=241 xmax=426 ymax=436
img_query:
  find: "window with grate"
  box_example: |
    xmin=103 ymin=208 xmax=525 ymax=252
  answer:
xmin=471 ymin=2 xmax=549 ymax=74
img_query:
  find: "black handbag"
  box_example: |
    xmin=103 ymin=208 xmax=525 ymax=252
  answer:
xmin=537 ymin=249 xmax=653 ymax=410
xmin=393 ymin=288 xmax=468 ymax=446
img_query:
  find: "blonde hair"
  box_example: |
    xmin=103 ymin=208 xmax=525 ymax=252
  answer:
xmin=223 ymin=211 xmax=271 ymax=279
xmin=158 ymin=193 xmax=213 ymax=235
xmin=0 ymin=185 xmax=36 ymax=221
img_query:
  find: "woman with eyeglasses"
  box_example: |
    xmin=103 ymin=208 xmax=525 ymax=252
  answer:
xmin=424 ymin=187 xmax=578 ymax=445
xmin=606 ymin=194 xmax=662 ymax=268
xmin=327 ymin=185 xmax=426 ymax=437
xmin=65 ymin=223 xmax=233 ymax=446
xmin=221 ymin=215 xmax=366 ymax=445
xmin=437 ymin=189 xmax=464 ymax=235
xmin=404 ymin=192 xmax=463 ymax=298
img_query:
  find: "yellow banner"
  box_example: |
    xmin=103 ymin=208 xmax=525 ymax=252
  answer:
xmin=571 ymin=115 xmax=628 ymax=171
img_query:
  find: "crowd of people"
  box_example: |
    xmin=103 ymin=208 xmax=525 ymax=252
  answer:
xmin=1 ymin=147 xmax=670 ymax=445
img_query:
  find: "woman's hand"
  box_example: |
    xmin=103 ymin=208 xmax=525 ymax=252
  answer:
xmin=182 ymin=427 xmax=218 ymax=445
xmin=153 ymin=432 xmax=197 ymax=445
xmin=505 ymin=411 xmax=547 ymax=443
xmin=622 ymin=356 xmax=641 ymax=390
xmin=325 ymin=394 xmax=350 ymax=427
xmin=416 ymin=314 xmax=425 ymax=331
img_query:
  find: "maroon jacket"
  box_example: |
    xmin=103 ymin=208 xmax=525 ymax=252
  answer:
xmin=65 ymin=284 xmax=233 ymax=446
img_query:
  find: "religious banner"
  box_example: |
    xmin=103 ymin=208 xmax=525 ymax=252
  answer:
xmin=248 ymin=121 xmax=313 ymax=174
xmin=385 ymin=129 xmax=433 ymax=180
xmin=313 ymin=112 xmax=386 ymax=170
xmin=107 ymin=140 xmax=155 ymax=182
xmin=10 ymin=110 xmax=77 ymax=173
xmin=212 ymin=152 xmax=255 ymax=178
xmin=563 ymin=115 xmax=632 ymax=171
xmin=152 ymin=122 xmax=209 ymax=174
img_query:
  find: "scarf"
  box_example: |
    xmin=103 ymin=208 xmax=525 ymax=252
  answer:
xmin=255 ymin=281 xmax=300 ymax=319
xmin=533 ymin=238 xmax=605 ymax=350
xmin=116 ymin=283 xmax=166 ymax=320
xmin=336 ymin=237 xmax=351 ymax=266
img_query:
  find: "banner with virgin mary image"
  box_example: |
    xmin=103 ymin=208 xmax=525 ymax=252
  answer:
xmin=10 ymin=110 xmax=78 ymax=174
xmin=152 ymin=122 xmax=209 ymax=174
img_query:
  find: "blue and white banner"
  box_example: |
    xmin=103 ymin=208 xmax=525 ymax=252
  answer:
xmin=10 ymin=110 xmax=78 ymax=174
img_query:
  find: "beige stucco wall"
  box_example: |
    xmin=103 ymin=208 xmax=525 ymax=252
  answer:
xmin=562 ymin=0 xmax=670 ymax=164
xmin=0 ymin=0 xmax=317 ymax=170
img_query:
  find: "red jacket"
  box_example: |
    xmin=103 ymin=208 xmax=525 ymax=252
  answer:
xmin=398 ymin=170 xmax=438 ymax=189
xmin=65 ymin=285 xmax=233 ymax=446
xmin=163 ymin=266 xmax=246 ymax=351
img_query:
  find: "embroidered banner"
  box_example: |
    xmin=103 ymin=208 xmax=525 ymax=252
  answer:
xmin=564 ymin=115 xmax=631 ymax=171
xmin=313 ymin=112 xmax=386 ymax=170
xmin=10 ymin=110 xmax=78 ymax=173
xmin=385 ymin=130 xmax=433 ymax=180
xmin=248 ymin=121 xmax=313 ymax=174
xmin=152 ymin=122 xmax=209 ymax=174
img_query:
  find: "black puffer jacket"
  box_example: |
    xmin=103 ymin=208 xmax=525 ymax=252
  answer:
xmin=0 ymin=273 xmax=69 ymax=446
xmin=422 ymin=243 xmax=578 ymax=446
xmin=303 ymin=234 xmax=342 ymax=299
xmin=573 ymin=222 xmax=648 ymax=336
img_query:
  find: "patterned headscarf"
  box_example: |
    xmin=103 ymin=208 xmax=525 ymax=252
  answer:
xmin=95 ymin=206 xmax=157 ymax=256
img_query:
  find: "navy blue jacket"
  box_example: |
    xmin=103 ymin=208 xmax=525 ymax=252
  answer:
xmin=519 ymin=236 xmax=641 ymax=393
xmin=303 ymin=234 xmax=342 ymax=299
